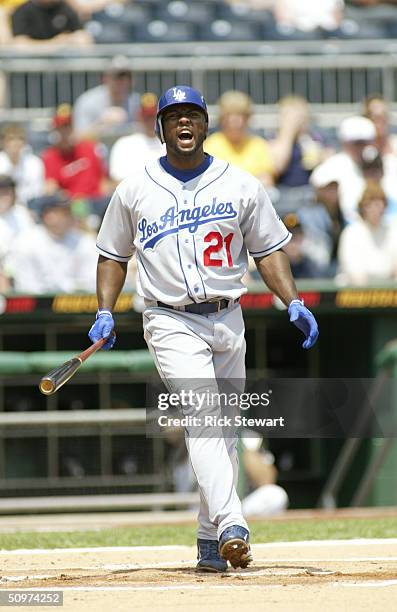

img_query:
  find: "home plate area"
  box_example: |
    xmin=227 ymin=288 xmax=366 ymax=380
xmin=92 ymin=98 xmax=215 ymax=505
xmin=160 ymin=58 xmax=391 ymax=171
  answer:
xmin=0 ymin=540 xmax=396 ymax=611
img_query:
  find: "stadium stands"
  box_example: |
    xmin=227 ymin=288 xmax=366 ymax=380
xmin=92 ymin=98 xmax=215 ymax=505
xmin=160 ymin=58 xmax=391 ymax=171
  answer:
xmin=156 ymin=1 xmax=217 ymax=25
xmin=133 ymin=20 xmax=198 ymax=43
xmin=2 ymin=0 xmax=397 ymax=46
xmin=87 ymin=2 xmax=154 ymax=43
xmin=50 ymin=0 xmax=397 ymax=45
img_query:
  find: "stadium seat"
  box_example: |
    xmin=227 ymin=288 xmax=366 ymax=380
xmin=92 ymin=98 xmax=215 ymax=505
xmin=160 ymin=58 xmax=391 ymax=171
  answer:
xmin=335 ymin=20 xmax=388 ymax=40
xmin=344 ymin=3 xmax=397 ymax=23
xmin=155 ymin=1 xmax=216 ymax=25
xmin=262 ymin=18 xmax=324 ymax=41
xmin=272 ymin=185 xmax=315 ymax=216
xmin=94 ymin=3 xmax=152 ymax=25
xmin=216 ymin=1 xmax=272 ymax=25
xmin=91 ymin=3 xmax=151 ymax=25
xmin=122 ymin=3 xmax=154 ymax=24
xmin=85 ymin=21 xmax=135 ymax=44
xmin=27 ymin=128 xmax=51 ymax=155
xmin=386 ymin=20 xmax=397 ymax=38
xmin=134 ymin=20 xmax=198 ymax=43
xmin=87 ymin=3 xmax=152 ymax=44
xmin=200 ymin=19 xmax=263 ymax=42
xmin=341 ymin=5 xmax=390 ymax=39
xmin=134 ymin=0 xmax=162 ymax=7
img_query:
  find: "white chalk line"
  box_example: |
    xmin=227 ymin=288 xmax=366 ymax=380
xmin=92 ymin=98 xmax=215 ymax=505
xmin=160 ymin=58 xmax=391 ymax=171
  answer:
xmin=1 ymin=538 xmax=397 ymax=556
xmin=98 ymin=557 xmax=397 ymax=568
xmin=253 ymin=538 xmax=397 ymax=548
xmin=0 ymin=581 xmax=396 ymax=593
xmin=2 ymin=557 xmax=396 ymax=575
xmin=0 ymin=568 xmax=310 ymax=584
xmin=0 ymin=575 xmax=51 ymax=583
xmin=2 ymin=555 xmax=396 ymax=584
xmin=2 ymin=585 xmax=274 ymax=592
xmin=334 ymin=580 xmax=397 ymax=588
xmin=98 ymin=556 xmax=397 ymax=567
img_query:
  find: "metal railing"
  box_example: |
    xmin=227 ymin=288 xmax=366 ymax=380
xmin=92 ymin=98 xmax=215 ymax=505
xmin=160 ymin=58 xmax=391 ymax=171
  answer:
xmin=0 ymin=492 xmax=200 ymax=514
xmin=1 ymin=43 xmax=397 ymax=111
xmin=0 ymin=407 xmax=168 ymax=493
xmin=0 ymin=408 xmax=147 ymax=429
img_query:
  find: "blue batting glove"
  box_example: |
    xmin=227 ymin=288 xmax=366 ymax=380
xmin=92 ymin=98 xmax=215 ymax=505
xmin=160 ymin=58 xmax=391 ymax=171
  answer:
xmin=88 ymin=309 xmax=116 ymax=350
xmin=288 ymin=299 xmax=319 ymax=350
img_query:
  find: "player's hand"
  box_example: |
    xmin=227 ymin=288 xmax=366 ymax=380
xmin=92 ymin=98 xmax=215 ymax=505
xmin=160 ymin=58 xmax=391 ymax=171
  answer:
xmin=88 ymin=310 xmax=116 ymax=350
xmin=288 ymin=299 xmax=319 ymax=350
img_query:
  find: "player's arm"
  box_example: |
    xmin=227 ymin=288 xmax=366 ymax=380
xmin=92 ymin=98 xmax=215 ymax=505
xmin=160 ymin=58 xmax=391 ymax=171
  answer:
xmin=254 ymin=249 xmax=319 ymax=350
xmin=88 ymin=256 xmax=127 ymax=350
xmin=254 ymin=249 xmax=297 ymax=307
xmin=97 ymin=255 xmax=128 ymax=311
xmin=242 ymin=180 xmax=319 ymax=348
xmin=89 ymin=187 xmax=134 ymax=350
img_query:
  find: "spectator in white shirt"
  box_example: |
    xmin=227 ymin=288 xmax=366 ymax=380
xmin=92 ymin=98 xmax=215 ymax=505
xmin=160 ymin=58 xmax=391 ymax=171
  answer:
xmin=337 ymin=181 xmax=397 ymax=286
xmin=0 ymin=174 xmax=35 ymax=293
xmin=0 ymin=124 xmax=45 ymax=205
xmin=8 ymin=192 xmax=97 ymax=294
xmin=73 ymin=56 xmax=141 ymax=139
xmin=273 ymin=0 xmax=345 ymax=33
xmin=109 ymin=92 xmax=164 ymax=183
xmin=0 ymin=175 xmax=35 ymax=238
xmin=312 ymin=117 xmax=378 ymax=223
xmin=315 ymin=116 xmax=397 ymax=223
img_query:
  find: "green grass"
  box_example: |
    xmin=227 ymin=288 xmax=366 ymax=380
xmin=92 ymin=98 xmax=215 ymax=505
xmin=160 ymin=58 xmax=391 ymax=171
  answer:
xmin=0 ymin=517 xmax=396 ymax=550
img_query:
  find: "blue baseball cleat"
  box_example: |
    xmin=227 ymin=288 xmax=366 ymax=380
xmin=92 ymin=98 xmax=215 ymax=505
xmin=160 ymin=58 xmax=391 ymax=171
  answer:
xmin=196 ymin=538 xmax=228 ymax=573
xmin=219 ymin=525 xmax=253 ymax=569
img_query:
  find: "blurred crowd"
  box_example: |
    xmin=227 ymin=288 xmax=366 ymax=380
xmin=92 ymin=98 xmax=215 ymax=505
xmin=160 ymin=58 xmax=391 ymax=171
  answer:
xmin=1 ymin=54 xmax=397 ymax=294
xmin=207 ymin=89 xmax=397 ymax=285
xmin=1 ymin=1 xmax=397 ymax=46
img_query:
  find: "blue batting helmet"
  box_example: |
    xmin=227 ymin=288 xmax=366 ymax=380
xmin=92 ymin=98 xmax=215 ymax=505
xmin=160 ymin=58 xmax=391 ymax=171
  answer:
xmin=156 ymin=85 xmax=208 ymax=143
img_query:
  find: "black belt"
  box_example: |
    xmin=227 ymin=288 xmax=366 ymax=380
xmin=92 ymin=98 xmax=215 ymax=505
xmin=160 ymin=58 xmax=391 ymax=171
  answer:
xmin=156 ymin=298 xmax=239 ymax=315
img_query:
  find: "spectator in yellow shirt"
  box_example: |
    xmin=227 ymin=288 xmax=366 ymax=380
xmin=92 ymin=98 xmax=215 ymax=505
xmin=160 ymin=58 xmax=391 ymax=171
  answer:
xmin=0 ymin=0 xmax=26 ymax=10
xmin=0 ymin=0 xmax=27 ymax=45
xmin=205 ymin=90 xmax=275 ymax=186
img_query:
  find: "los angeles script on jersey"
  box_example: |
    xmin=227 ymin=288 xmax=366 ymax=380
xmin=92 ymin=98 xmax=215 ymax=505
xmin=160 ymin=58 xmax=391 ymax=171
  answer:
xmin=138 ymin=198 xmax=237 ymax=250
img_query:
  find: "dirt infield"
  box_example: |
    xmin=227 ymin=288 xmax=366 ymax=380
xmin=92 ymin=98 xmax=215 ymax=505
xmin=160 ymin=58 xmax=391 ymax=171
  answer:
xmin=0 ymin=539 xmax=396 ymax=611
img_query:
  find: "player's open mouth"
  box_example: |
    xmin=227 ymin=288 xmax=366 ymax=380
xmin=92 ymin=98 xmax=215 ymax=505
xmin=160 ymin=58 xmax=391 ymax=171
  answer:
xmin=177 ymin=129 xmax=194 ymax=146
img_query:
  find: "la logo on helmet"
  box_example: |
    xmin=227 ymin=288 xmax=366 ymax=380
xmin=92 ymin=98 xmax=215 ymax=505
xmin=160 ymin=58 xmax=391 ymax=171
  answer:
xmin=172 ymin=88 xmax=186 ymax=102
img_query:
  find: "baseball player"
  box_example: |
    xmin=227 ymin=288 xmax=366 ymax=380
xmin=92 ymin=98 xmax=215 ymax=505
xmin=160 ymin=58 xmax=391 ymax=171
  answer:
xmin=89 ymin=86 xmax=319 ymax=572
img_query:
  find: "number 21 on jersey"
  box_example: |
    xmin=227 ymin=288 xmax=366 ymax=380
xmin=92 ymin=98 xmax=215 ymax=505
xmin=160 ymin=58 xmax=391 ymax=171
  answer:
xmin=203 ymin=231 xmax=234 ymax=267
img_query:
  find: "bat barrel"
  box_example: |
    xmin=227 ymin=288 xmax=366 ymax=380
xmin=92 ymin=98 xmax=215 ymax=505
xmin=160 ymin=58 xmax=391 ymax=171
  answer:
xmin=39 ymin=358 xmax=82 ymax=395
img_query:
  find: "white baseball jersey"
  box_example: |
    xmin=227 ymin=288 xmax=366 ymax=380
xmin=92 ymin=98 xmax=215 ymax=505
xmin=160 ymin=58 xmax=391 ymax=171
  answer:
xmin=96 ymin=157 xmax=291 ymax=306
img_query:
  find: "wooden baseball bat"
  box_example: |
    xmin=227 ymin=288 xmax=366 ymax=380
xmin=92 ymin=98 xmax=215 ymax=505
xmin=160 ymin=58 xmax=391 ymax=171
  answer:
xmin=39 ymin=336 xmax=112 ymax=395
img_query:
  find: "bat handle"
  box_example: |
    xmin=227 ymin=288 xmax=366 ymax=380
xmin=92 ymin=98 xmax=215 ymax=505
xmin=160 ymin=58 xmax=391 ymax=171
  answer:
xmin=78 ymin=334 xmax=113 ymax=362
